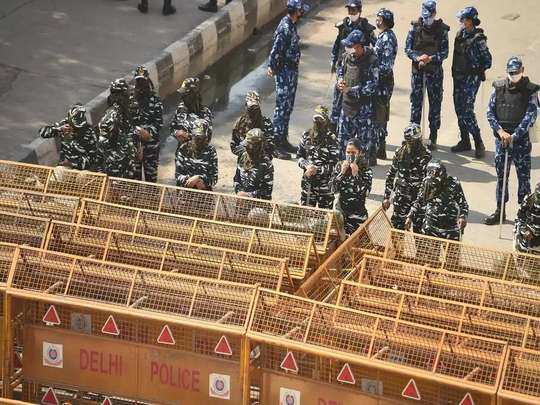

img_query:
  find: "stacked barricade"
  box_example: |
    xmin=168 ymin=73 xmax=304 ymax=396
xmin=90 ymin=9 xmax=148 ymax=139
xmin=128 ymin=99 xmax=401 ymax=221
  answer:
xmin=0 ymin=211 xmax=50 ymax=249
xmin=0 ymin=188 xmax=79 ymax=222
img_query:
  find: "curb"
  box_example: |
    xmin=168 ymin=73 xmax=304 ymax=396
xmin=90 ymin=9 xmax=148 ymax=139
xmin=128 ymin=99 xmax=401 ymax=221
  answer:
xmin=24 ymin=0 xmax=320 ymax=166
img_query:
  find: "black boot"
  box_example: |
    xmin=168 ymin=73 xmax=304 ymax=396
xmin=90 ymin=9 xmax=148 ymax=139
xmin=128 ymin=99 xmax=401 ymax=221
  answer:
xmin=484 ymin=206 xmax=506 ymax=225
xmin=427 ymin=129 xmax=438 ymax=151
xmin=162 ymin=0 xmax=176 ymax=15
xmin=451 ymin=127 xmax=471 ymax=153
xmin=273 ymin=147 xmax=291 ymax=160
xmin=137 ymin=0 xmax=148 ymax=13
xmin=376 ymin=141 xmax=387 ymax=160
xmin=474 ymin=139 xmax=486 ymax=159
xmin=282 ymin=138 xmax=297 ymax=154
xmin=198 ymin=0 xmax=218 ymax=12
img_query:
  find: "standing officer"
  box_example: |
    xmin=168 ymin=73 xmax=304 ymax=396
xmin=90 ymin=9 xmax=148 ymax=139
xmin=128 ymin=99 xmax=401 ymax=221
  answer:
xmin=406 ymin=160 xmax=468 ymax=241
xmin=450 ymin=6 xmax=492 ymax=158
xmin=485 ymin=57 xmax=539 ymax=225
xmin=330 ymin=0 xmax=376 ymax=131
xmin=405 ymin=0 xmax=449 ymax=150
xmin=336 ymin=30 xmax=379 ymax=165
xmin=39 ymin=104 xmax=99 ymax=171
xmin=233 ymin=129 xmax=274 ymax=200
xmin=130 ymin=66 xmax=164 ymax=183
xmin=297 ymin=105 xmax=340 ymax=209
xmin=267 ymin=0 xmax=310 ymax=159
xmin=383 ymin=123 xmax=431 ymax=232
xmin=374 ymin=8 xmax=398 ymax=160
xmin=514 ymin=182 xmax=540 ymax=254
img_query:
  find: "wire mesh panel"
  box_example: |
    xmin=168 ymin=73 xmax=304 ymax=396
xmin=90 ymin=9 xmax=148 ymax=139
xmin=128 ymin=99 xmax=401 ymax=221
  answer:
xmin=384 ymin=229 xmax=540 ymax=287
xmin=0 ymin=160 xmax=106 ymax=199
xmin=359 ymin=255 xmax=540 ymax=320
xmin=296 ymin=207 xmax=392 ymax=301
xmin=0 ymin=187 xmax=79 ymax=222
xmin=499 ymin=347 xmax=540 ymax=404
xmin=45 ymin=221 xmax=292 ymax=292
xmin=103 ymin=177 xmax=338 ymax=253
xmin=78 ymin=199 xmax=315 ymax=278
xmin=0 ymin=243 xmax=17 ymax=285
xmin=0 ymin=211 xmax=49 ymax=248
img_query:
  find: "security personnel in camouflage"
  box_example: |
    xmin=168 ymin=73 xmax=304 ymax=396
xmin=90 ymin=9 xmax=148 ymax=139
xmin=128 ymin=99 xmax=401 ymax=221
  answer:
xmin=514 ymin=183 xmax=540 ymax=254
xmin=406 ymin=160 xmax=468 ymax=241
xmin=97 ymin=106 xmax=137 ymax=178
xmin=231 ymin=91 xmax=277 ymax=160
xmin=108 ymin=78 xmax=132 ymax=134
xmin=130 ymin=66 xmax=164 ymax=183
xmin=383 ymin=123 xmax=431 ymax=232
xmin=405 ymin=0 xmax=449 ymax=150
xmin=234 ymin=128 xmax=274 ymax=200
xmin=331 ymin=138 xmax=373 ymax=235
xmin=330 ymin=0 xmax=376 ymax=129
xmin=297 ymin=105 xmax=340 ymax=209
xmin=39 ymin=104 xmax=99 ymax=171
xmin=450 ymin=7 xmax=491 ymax=158
xmin=170 ymin=77 xmax=214 ymax=145
xmin=485 ymin=57 xmax=539 ymax=225
xmin=175 ymin=118 xmax=218 ymax=190
xmin=337 ymin=30 xmax=379 ymax=164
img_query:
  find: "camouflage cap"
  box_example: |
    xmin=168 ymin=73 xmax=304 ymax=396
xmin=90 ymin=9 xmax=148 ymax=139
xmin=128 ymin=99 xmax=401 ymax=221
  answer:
xmin=134 ymin=65 xmax=150 ymax=80
xmin=345 ymin=0 xmax=362 ymax=9
xmin=426 ymin=159 xmax=447 ymax=178
xmin=376 ymin=8 xmax=394 ymax=23
xmin=341 ymin=29 xmax=367 ymax=47
xmin=177 ymin=77 xmax=200 ymax=94
xmin=67 ymin=103 xmax=87 ymax=128
xmin=245 ymin=128 xmax=265 ymax=144
xmin=312 ymin=105 xmax=330 ymax=121
xmin=287 ymin=0 xmax=310 ymax=13
xmin=403 ymin=122 xmax=422 ymax=140
xmin=191 ymin=118 xmax=210 ymax=139
xmin=506 ymin=56 xmax=523 ymax=73
xmin=109 ymin=78 xmax=129 ymax=94
xmin=421 ymin=0 xmax=436 ymax=18
xmin=245 ymin=90 xmax=261 ymax=107
xmin=457 ymin=6 xmax=480 ymax=25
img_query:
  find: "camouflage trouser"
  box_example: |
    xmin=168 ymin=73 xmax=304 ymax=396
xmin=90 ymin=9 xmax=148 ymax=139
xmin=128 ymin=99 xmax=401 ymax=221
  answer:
xmin=495 ymin=138 xmax=531 ymax=206
xmin=134 ymin=141 xmax=160 ymax=183
xmin=330 ymin=85 xmax=343 ymax=126
xmin=342 ymin=209 xmax=367 ymax=236
xmin=410 ymin=67 xmax=444 ymax=131
xmin=338 ymin=109 xmax=376 ymax=159
xmin=392 ymin=190 xmax=423 ymax=232
xmin=272 ymin=67 xmax=298 ymax=143
xmin=453 ymin=75 xmax=482 ymax=142
xmin=515 ymin=233 xmax=540 ymax=254
xmin=300 ymin=177 xmax=334 ymax=209
xmin=376 ymin=83 xmax=394 ymax=144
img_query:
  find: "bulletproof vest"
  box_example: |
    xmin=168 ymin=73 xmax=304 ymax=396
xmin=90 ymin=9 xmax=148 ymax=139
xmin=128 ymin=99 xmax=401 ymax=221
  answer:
xmin=411 ymin=19 xmax=449 ymax=73
xmin=452 ymin=28 xmax=486 ymax=77
xmin=494 ymin=78 xmax=540 ymax=129
xmin=342 ymin=48 xmax=377 ymax=117
xmin=336 ymin=17 xmax=375 ymax=65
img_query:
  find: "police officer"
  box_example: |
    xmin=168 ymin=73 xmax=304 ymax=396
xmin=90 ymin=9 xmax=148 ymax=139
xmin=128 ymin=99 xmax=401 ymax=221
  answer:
xmin=485 ymin=57 xmax=539 ymax=225
xmin=267 ymin=0 xmax=310 ymax=158
xmin=297 ymin=105 xmax=340 ymax=209
xmin=330 ymin=0 xmax=376 ymax=131
xmin=405 ymin=0 xmax=449 ymax=150
xmin=233 ymin=128 xmax=274 ymax=200
xmin=130 ymin=66 xmax=164 ymax=183
xmin=374 ymin=8 xmax=398 ymax=160
xmin=336 ymin=29 xmax=379 ymax=165
xmin=108 ymin=78 xmax=132 ymax=133
xmin=514 ymin=182 xmax=540 ymax=254
xmin=137 ymin=0 xmax=176 ymax=15
xmin=406 ymin=160 xmax=468 ymax=241
xmin=97 ymin=106 xmax=137 ymax=179
xmin=383 ymin=123 xmax=431 ymax=232
xmin=450 ymin=7 xmax=491 ymax=158
xmin=231 ymin=91 xmax=278 ymax=160
xmin=331 ymin=137 xmax=373 ymax=235
xmin=39 ymin=103 xmax=99 ymax=171
xmin=175 ymin=118 xmax=218 ymax=190
xmin=170 ymin=77 xmax=214 ymax=145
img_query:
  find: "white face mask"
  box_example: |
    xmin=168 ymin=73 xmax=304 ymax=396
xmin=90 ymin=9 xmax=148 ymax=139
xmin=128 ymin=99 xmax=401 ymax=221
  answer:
xmin=508 ymin=73 xmax=523 ymax=83
xmin=345 ymin=47 xmax=355 ymax=55
xmin=349 ymin=14 xmax=360 ymax=23
xmin=423 ymin=16 xmax=434 ymax=26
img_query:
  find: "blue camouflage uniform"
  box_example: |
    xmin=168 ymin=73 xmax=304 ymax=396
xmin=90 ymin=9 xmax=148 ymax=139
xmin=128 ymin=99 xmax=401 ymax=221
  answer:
xmin=405 ymin=1 xmax=449 ymax=144
xmin=330 ymin=0 xmax=376 ymax=127
xmin=269 ymin=0 xmax=309 ymax=151
xmin=451 ymin=7 xmax=492 ymax=152
xmin=374 ymin=8 xmax=398 ymax=150
xmin=486 ymin=57 xmax=539 ymax=212
xmin=337 ymin=30 xmax=379 ymax=159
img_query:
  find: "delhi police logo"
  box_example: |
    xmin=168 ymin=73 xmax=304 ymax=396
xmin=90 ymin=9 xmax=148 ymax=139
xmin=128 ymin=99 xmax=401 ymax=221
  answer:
xmin=279 ymin=388 xmax=301 ymax=405
xmin=209 ymin=373 xmax=230 ymax=399
xmin=285 ymin=394 xmax=295 ymax=404
xmin=42 ymin=341 xmax=63 ymax=368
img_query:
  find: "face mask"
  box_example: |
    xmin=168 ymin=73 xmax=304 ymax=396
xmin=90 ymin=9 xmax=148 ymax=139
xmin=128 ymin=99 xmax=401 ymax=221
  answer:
xmin=459 ymin=22 xmax=465 ymax=30
xmin=508 ymin=73 xmax=523 ymax=83
xmin=345 ymin=47 xmax=355 ymax=55
xmin=349 ymin=14 xmax=360 ymax=23
xmin=423 ymin=16 xmax=434 ymax=26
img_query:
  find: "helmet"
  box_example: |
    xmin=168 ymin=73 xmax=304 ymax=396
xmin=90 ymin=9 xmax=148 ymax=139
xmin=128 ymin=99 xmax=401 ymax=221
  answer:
xmin=341 ymin=29 xmax=367 ymax=47
xmin=421 ymin=0 xmax=436 ymax=19
xmin=67 ymin=103 xmax=87 ymax=128
xmin=110 ymin=78 xmax=129 ymax=94
xmin=345 ymin=0 xmax=362 ymax=9
xmin=426 ymin=160 xmax=447 ymax=178
xmin=134 ymin=65 xmax=150 ymax=80
xmin=245 ymin=90 xmax=261 ymax=107
xmin=177 ymin=77 xmax=200 ymax=95
xmin=287 ymin=0 xmax=310 ymax=14
xmin=506 ymin=56 xmax=523 ymax=74
xmin=191 ymin=118 xmax=211 ymax=139
xmin=457 ymin=6 xmax=480 ymax=25
xmin=425 ymin=160 xmax=447 ymax=199
xmin=403 ymin=123 xmax=422 ymax=141
xmin=376 ymin=8 xmax=394 ymax=26
xmin=98 ymin=107 xmax=120 ymax=137
xmin=313 ymin=105 xmax=330 ymax=122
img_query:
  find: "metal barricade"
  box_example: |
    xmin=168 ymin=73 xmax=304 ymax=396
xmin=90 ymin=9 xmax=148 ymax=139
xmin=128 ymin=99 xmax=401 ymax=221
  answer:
xmin=44 ymin=221 xmax=293 ymax=292
xmin=498 ymin=347 xmax=540 ymax=404
xmin=0 ymin=244 xmax=17 ymax=398
xmin=296 ymin=207 xmax=392 ymax=301
xmin=0 ymin=211 xmax=49 ymax=248
xmin=77 ymin=199 xmax=317 ymax=279
xmin=0 ymin=160 xmax=106 ymax=200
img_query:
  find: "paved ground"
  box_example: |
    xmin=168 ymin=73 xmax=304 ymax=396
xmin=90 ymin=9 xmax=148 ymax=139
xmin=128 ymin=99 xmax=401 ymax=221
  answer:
xmin=0 ymin=0 xmax=214 ymax=161
xmin=158 ymin=0 xmax=540 ymax=250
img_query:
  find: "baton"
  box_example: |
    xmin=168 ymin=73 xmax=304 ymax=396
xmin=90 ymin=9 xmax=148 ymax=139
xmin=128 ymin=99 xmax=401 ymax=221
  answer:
xmin=498 ymin=148 xmax=509 ymax=239
xmin=421 ymin=75 xmax=428 ymax=143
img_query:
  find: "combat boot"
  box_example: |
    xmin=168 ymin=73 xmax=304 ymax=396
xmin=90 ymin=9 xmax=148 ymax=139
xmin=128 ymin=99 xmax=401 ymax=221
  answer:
xmin=377 ymin=141 xmax=387 ymax=160
xmin=474 ymin=139 xmax=486 ymax=159
xmin=427 ymin=129 xmax=438 ymax=151
xmin=484 ymin=206 xmax=505 ymax=225
xmin=163 ymin=0 xmax=176 ymax=15
xmin=282 ymin=138 xmax=297 ymax=154
xmin=273 ymin=148 xmax=291 ymax=160
xmin=198 ymin=0 xmax=218 ymax=12
xmin=137 ymin=0 xmax=148 ymax=13
xmin=451 ymin=128 xmax=472 ymax=153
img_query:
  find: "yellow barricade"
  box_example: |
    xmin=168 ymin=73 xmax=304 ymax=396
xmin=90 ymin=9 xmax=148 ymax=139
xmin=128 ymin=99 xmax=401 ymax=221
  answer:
xmin=0 ymin=211 xmax=49 ymax=248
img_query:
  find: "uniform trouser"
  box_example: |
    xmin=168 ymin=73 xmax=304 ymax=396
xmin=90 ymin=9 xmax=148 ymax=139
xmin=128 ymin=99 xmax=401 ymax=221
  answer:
xmin=410 ymin=67 xmax=444 ymax=131
xmin=300 ymin=177 xmax=334 ymax=209
xmin=376 ymin=84 xmax=394 ymax=144
xmin=391 ymin=190 xmax=423 ymax=232
xmin=134 ymin=141 xmax=160 ymax=183
xmin=495 ymin=137 xmax=531 ymax=206
xmin=331 ymin=85 xmax=343 ymax=126
xmin=453 ymin=75 xmax=482 ymax=143
xmin=338 ymin=109 xmax=376 ymax=159
xmin=515 ymin=233 xmax=540 ymax=253
xmin=272 ymin=67 xmax=298 ymax=144
xmin=342 ymin=209 xmax=368 ymax=236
